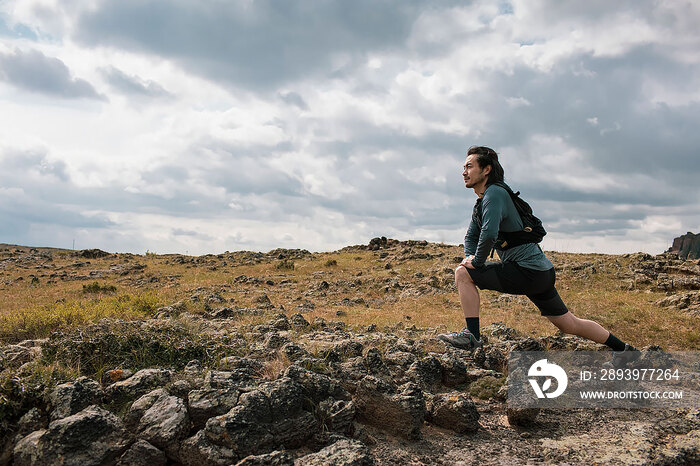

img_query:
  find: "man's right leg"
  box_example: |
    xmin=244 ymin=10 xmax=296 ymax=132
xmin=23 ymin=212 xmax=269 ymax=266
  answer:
xmin=437 ymin=265 xmax=483 ymax=350
xmin=455 ymin=265 xmax=480 ymax=319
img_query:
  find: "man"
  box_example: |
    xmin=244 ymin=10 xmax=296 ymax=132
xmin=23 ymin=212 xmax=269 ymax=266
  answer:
xmin=438 ymin=146 xmax=637 ymax=361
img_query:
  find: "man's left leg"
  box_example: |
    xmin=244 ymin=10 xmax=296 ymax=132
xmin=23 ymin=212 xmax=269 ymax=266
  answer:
xmin=530 ymin=285 xmax=637 ymax=353
xmin=546 ymin=311 xmax=611 ymax=344
xmin=546 ymin=310 xmax=639 ymax=367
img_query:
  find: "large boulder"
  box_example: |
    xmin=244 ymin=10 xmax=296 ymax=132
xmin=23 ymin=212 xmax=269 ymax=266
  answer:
xmin=285 ymin=365 xmax=355 ymax=435
xmin=202 ymin=377 xmax=318 ymax=459
xmin=353 ymin=376 xmax=426 ymax=439
xmin=188 ymin=387 xmax=240 ymax=430
xmin=13 ymin=405 xmax=130 ymax=466
xmin=106 ymin=368 xmax=173 ymax=405
xmin=439 ymin=351 xmax=469 ymax=387
xmin=134 ymin=391 xmax=190 ymax=461
xmin=180 ymin=430 xmax=237 ymax=466
xmin=427 ymin=393 xmax=480 ymax=433
xmin=124 ymin=389 xmax=167 ymax=430
xmin=48 ymin=376 xmax=103 ymax=421
xmin=406 ymin=354 xmax=443 ymax=389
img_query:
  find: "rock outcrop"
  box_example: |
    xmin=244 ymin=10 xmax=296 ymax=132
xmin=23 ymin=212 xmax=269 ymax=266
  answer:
xmin=668 ymin=232 xmax=700 ymax=260
xmin=13 ymin=405 xmax=130 ymax=465
xmin=2 ymin=312 xmax=697 ymax=465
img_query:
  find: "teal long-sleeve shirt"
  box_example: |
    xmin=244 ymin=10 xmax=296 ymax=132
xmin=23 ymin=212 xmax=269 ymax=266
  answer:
xmin=464 ymin=183 xmax=553 ymax=270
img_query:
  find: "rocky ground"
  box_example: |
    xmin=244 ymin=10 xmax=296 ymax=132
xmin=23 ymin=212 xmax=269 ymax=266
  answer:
xmin=0 ymin=240 xmax=699 ymax=465
xmin=1 ymin=314 xmax=698 ymax=465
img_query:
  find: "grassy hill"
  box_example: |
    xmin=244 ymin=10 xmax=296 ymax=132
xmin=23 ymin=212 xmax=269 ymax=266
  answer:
xmin=1 ymin=240 xmax=697 ymax=349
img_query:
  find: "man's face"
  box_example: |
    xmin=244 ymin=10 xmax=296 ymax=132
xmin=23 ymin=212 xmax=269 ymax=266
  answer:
xmin=463 ymin=154 xmax=489 ymax=189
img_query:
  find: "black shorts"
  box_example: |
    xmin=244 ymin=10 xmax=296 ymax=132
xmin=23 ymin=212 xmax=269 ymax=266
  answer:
xmin=466 ymin=262 xmax=569 ymax=316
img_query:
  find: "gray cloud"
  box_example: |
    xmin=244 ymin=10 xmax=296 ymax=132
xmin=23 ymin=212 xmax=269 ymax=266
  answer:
xmin=171 ymin=228 xmax=214 ymax=241
xmin=0 ymin=148 xmax=116 ymax=247
xmin=73 ymin=0 xmax=463 ymax=90
xmin=459 ymin=48 xmax=700 ymax=223
xmin=0 ymin=48 xmax=103 ymax=99
xmin=278 ymin=91 xmax=308 ymax=110
xmin=100 ymin=66 xmax=173 ymax=99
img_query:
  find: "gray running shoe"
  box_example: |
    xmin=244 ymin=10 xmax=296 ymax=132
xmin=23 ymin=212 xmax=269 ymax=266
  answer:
xmin=603 ymin=344 xmax=641 ymax=369
xmin=437 ymin=328 xmax=483 ymax=350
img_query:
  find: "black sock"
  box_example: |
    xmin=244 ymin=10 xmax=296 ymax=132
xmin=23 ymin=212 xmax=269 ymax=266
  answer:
xmin=604 ymin=333 xmax=626 ymax=351
xmin=466 ymin=317 xmax=480 ymax=340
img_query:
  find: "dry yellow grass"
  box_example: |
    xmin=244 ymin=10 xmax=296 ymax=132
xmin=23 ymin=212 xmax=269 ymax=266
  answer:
xmin=0 ymin=243 xmax=697 ymax=349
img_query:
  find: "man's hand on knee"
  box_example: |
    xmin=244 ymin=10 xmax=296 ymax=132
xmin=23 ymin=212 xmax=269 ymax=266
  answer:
xmin=460 ymin=255 xmax=476 ymax=270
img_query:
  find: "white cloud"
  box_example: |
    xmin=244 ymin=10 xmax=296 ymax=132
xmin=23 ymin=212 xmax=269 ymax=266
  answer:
xmin=506 ymin=96 xmax=531 ymax=108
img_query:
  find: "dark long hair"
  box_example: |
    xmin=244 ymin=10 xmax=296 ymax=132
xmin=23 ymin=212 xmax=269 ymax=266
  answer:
xmin=467 ymin=146 xmax=504 ymax=185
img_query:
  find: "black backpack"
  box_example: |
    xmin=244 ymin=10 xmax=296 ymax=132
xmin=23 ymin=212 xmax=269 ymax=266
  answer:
xmin=474 ymin=182 xmax=546 ymax=251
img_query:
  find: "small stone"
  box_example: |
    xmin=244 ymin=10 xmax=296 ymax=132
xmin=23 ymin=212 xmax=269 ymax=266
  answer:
xmin=185 ymin=360 xmax=203 ymax=373
xmin=16 ymin=408 xmax=47 ymax=437
xmin=506 ymin=407 xmax=540 ymax=426
xmin=280 ymin=342 xmax=310 ymax=362
xmin=290 ymin=313 xmax=310 ymax=328
xmin=235 ymin=450 xmax=294 ymax=465
xmin=295 ymin=438 xmax=374 ymax=466
xmin=117 ymin=440 xmax=167 ymax=466
xmin=104 ymin=368 xmax=134 ymax=384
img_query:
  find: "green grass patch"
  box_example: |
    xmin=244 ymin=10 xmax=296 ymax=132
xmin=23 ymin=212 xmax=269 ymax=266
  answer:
xmin=469 ymin=376 xmax=505 ymax=400
xmin=0 ymin=292 xmax=163 ymax=343
xmin=82 ymin=281 xmax=117 ymax=294
xmin=276 ymin=259 xmax=295 ymax=270
xmin=40 ymin=319 xmax=249 ymax=377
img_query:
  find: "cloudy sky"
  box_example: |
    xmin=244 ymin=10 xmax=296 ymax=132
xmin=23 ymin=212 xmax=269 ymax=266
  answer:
xmin=1 ymin=0 xmax=698 ymax=255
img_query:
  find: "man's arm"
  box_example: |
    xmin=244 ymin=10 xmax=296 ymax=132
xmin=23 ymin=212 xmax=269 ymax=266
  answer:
xmin=471 ymin=187 xmax=506 ymax=267
xmin=464 ymin=219 xmax=479 ymax=257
